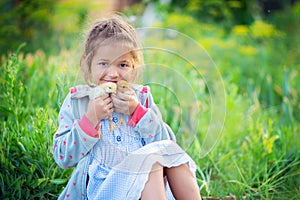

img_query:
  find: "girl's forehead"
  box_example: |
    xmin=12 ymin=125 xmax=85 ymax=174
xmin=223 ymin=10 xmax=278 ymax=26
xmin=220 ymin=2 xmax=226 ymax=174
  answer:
xmin=94 ymin=43 xmax=134 ymax=61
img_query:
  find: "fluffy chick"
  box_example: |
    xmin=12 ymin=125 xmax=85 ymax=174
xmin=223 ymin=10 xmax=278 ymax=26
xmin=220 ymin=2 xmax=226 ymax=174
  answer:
xmin=89 ymin=82 xmax=117 ymax=100
xmin=117 ymin=80 xmax=130 ymax=93
xmin=116 ymin=80 xmax=131 ymax=127
xmin=89 ymin=82 xmax=117 ymax=134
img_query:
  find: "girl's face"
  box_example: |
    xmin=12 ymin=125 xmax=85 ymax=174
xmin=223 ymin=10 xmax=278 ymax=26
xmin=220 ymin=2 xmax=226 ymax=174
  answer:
xmin=90 ymin=43 xmax=136 ymax=85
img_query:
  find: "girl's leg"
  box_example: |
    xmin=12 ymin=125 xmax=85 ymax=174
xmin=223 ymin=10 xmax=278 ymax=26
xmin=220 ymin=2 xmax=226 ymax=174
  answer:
xmin=165 ymin=164 xmax=201 ymax=200
xmin=141 ymin=162 xmax=166 ymax=200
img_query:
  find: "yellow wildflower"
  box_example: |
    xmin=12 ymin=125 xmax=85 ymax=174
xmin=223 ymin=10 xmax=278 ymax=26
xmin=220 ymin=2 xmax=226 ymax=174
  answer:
xmin=239 ymin=46 xmax=257 ymax=55
xmin=263 ymin=134 xmax=279 ymax=154
xmin=250 ymin=21 xmax=277 ymax=38
xmin=232 ymin=25 xmax=249 ymax=36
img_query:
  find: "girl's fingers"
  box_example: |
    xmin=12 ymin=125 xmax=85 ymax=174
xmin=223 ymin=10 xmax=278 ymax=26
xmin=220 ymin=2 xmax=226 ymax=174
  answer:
xmin=99 ymin=94 xmax=109 ymax=99
xmin=112 ymin=93 xmax=124 ymax=101
xmin=105 ymin=97 xmax=113 ymax=105
xmin=112 ymin=97 xmax=124 ymax=109
xmin=112 ymin=98 xmax=132 ymax=115
xmin=113 ymin=91 xmax=135 ymax=102
xmin=97 ymin=95 xmax=112 ymax=105
xmin=115 ymin=91 xmax=136 ymax=100
xmin=111 ymin=89 xmax=138 ymax=115
xmin=108 ymin=102 xmax=114 ymax=110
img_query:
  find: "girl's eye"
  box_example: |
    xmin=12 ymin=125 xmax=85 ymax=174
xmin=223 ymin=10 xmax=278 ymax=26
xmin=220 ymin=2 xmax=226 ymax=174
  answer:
xmin=98 ymin=62 xmax=109 ymax=67
xmin=119 ymin=61 xmax=133 ymax=68
xmin=119 ymin=63 xmax=129 ymax=68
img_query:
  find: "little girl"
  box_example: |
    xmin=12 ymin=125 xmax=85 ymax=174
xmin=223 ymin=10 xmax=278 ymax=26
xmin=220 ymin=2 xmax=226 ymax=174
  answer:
xmin=52 ymin=15 xmax=201 ymax=200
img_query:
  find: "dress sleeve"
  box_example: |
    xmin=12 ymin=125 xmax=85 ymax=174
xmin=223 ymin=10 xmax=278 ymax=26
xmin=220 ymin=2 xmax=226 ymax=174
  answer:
xmin=52 ymin=93 xmax=98 ymax=169
xmin=131 ymin=87 xmax=176 ymax=145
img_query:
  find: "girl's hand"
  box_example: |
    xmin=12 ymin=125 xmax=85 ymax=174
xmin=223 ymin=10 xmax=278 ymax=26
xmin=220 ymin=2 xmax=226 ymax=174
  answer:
xmin=112 ymin=89 xmax=139 ymax=116
xmin=86 ymin=94 xmax=113 ymax=127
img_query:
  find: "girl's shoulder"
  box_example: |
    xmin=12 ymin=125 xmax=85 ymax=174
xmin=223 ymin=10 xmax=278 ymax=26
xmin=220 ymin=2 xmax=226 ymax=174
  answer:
xmin=59 ymin=84 xmax=90 ymax=105
xmin=61 ymin=85 xmax=90 ymax=120
xmin=131 ymin=83 xmax=150 ymax=94
xmin=69 ymin=84 xmax=91 ymax=99
xmin=131 ymin=84 xmax=152 ymax=108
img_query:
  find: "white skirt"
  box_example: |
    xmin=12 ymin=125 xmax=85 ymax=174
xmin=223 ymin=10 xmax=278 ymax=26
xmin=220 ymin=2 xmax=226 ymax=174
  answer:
xmin=87 ymin=139 xmax=196 ymax=200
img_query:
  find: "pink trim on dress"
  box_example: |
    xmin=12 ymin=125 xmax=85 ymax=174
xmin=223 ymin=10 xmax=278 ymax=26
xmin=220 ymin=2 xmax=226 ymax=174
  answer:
xmin=141 ymin=86 xmax=148 ymax=93
xmin=128 ymin=104 xmax=148 ymax=127
xmin=78 ymin=115 xmax=98 ymax=138
xmin=70 ymin=87 xmax=77 ymax=94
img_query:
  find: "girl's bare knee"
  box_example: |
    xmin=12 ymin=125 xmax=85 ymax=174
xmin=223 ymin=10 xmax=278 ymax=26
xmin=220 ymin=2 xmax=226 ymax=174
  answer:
xmin=165 ymin=164 xmax=201 ymax=200
xmin=141 ymin=162 xmax=166 ymax=200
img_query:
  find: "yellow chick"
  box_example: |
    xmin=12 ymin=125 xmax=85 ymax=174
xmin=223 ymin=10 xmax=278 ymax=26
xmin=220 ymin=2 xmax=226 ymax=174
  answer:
xmin=117 ymin=80 xmax=130 ymax=93
xmin=89 ymin=82 xmax=117 ymax=134
xmin=89 ymin=82 xmax=117 ymax=100
xmin=116 ymin=80 xmax=131 ymax=127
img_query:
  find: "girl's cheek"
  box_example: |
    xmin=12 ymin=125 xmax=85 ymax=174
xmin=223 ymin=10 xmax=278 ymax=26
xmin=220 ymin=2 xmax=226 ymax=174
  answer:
xmin=93 ymin=70 xmax=105 ymax=82
xmin=123 ymin=71 xmax=134 ymax=82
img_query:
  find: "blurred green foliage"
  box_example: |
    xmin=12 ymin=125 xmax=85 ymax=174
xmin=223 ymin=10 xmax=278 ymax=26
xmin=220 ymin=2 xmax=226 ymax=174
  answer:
xmin=142 ymin=0 xmax=300 ymax=32
xmin=154 ymin=11 xmax=299 ymax=121
xmin=172 ymin=0 xmax=256 ymax=28
xmin=0 ymin=45 xmax=80 ymax=199
xmin=0 ymin=0 xmax=102 ymax=55
xmin=0 ymin=0 xmax=57 ymax=54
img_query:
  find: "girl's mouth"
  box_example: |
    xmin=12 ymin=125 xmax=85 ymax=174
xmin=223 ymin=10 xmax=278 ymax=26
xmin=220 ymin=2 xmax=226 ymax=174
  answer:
xmin=103 ymin=80 xmax=118 ymax=83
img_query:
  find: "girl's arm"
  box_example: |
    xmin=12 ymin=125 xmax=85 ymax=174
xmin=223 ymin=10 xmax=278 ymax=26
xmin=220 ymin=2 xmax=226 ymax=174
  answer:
xmin=129 ymin=87 xmax=176 ymax=145
xmin=52 ymin=93 xmax=99 ymax=169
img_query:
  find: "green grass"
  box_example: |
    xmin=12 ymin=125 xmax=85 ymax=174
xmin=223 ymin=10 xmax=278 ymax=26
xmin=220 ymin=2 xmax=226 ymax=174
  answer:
xmin=1 ymin=8 xmax=300 ymax=200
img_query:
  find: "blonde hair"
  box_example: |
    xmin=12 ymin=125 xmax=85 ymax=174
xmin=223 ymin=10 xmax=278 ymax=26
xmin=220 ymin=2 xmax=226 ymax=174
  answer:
xmin=80 ymin=15 xmax=143 ymax=85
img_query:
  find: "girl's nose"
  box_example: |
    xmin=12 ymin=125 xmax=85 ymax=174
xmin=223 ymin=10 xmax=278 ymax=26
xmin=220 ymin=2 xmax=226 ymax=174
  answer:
xmin=106 ymin=65 xmax=119 ymax=78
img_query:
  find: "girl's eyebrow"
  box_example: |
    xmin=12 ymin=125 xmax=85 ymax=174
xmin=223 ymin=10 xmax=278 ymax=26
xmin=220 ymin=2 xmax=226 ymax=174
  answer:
xmin=119 ymin=59 xmax=130 ymax=63
xmin=118 ymin=58 xmax=134 ymax=63
xmin=98 ymin=59 xmax=110 ymax=62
